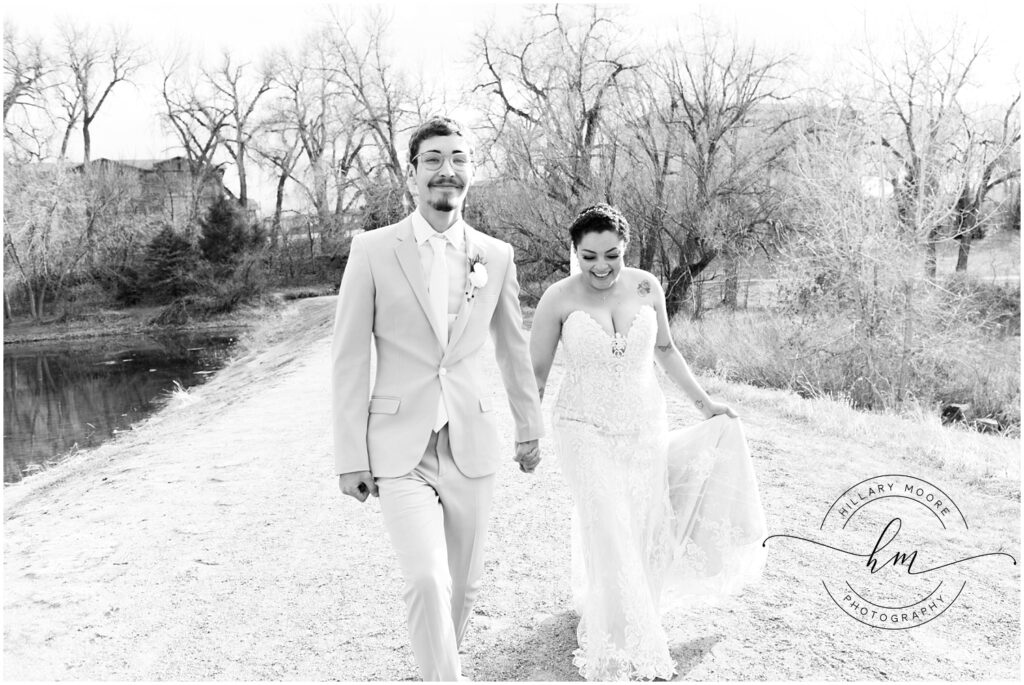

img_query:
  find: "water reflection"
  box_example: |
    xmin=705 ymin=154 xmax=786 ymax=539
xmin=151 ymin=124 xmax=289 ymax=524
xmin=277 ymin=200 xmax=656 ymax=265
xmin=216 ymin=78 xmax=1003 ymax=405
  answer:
xmin=3 ymin=331 xmax=237 ymax=483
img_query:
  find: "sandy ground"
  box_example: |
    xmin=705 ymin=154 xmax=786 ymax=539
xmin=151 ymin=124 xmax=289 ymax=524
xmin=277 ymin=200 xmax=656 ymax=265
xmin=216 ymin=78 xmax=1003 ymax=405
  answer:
xmin=3 ymin=296 xmax=1020 ymax=681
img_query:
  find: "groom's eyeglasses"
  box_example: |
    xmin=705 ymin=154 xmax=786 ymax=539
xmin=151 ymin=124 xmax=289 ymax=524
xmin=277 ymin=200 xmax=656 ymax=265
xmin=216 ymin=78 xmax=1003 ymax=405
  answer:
xmin=412 ymin=151 xmax=473 ymax=171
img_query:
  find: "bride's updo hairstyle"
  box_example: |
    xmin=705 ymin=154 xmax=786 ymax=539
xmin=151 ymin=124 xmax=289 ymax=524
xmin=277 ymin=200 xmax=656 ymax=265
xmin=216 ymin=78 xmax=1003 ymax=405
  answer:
xmin=569 ymin=203 xmax=631 ymax=248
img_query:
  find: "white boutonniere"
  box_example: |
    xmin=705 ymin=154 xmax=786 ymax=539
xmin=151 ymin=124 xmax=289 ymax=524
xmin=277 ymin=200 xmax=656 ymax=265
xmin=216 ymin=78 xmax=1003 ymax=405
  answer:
xmin=465 ymin=252 xmax=488 ymax=301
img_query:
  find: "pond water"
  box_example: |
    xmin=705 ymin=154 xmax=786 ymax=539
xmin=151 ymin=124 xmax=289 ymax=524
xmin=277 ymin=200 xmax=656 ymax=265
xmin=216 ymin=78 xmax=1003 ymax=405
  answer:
xmin=3 ymin=330 xmax=238 ymax=483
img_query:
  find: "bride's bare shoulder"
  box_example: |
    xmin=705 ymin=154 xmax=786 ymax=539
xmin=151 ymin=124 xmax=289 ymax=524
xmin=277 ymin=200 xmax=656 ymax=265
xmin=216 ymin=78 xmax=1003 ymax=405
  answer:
xmin=542 ymin=274 xmax=581 ymax=297
xmin=622 ymin=268 xmax=663 ymax=296
xmin=539 ymin=275 xmax=583 ymax=317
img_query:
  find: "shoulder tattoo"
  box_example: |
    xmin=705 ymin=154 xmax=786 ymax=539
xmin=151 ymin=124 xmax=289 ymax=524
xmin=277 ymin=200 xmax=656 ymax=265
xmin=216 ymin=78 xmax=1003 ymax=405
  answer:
xmin=637 ymin=279 xmax=652 ymax=296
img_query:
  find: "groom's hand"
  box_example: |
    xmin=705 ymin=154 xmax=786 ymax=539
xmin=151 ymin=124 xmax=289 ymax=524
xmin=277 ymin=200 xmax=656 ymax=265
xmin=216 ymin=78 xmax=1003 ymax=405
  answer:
xmin=339 ymin=471 xmax=378 ymax=502
xmin=513 ymin=440 xmax=540 ymax=474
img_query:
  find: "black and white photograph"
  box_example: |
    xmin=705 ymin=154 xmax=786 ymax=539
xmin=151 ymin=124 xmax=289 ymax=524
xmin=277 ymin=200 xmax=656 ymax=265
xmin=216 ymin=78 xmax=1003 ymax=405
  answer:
xmin=3 ymin=0 xmax=1020 ymax=681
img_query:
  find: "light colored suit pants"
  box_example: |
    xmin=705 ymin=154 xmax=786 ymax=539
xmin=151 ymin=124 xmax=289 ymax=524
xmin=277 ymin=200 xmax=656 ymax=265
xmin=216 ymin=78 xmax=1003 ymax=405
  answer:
xmin=376 ymin=426 xmax=495 ymax=681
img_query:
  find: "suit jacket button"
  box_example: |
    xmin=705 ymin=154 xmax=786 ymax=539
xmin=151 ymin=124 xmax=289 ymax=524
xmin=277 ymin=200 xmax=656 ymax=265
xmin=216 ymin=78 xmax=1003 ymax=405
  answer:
xmin=439 ymin=367 xmax=447 ymax=376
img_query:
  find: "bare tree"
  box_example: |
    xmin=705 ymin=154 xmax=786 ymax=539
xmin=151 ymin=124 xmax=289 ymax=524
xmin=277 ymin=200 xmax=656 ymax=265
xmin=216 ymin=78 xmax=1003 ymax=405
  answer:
xmin=3 ymin=160 xmax=89 ymax=321
xmin=3 ymin=23 xmax=51 ymax=121
xmin=158 ymin=53 xmax=227 ymax=233
xmin=628 ymin=23 xmax=792 ymax=316
xmin=475 ymin=5 xmax=638 ymax=204
xmin=612 ymin=67 xmax=678 ymax=273
xmin=321 ymin=7 xmax=416 ymax=210
xmin=196 ymin=51 xmax=273 ymax=208
xmin=950 ymin=95 xmax=1020 ymax=271
xmin=3 ymin=111 xmax=54 ymax=162
xmin=471 ymin=4 xmax=640 ymax=273
xmin=251 ymin=118 xmax=300 ymax=248
xmin=3 ymin=23 xmax=57 ymax=161
xmin=262 ymin=33 xmax=366 ymax=242
xmin=861 ymin=23 xmax=986 ymax=279
xmin=53 ymin=21 xmax=145 ymax=162
xmin=51 ymin=59 xmax=82 ymax=161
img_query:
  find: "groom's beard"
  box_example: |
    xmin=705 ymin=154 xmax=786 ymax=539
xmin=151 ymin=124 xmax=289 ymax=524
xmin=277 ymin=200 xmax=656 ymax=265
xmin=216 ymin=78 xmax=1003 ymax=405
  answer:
xmin=426 ymin=182 xmax=465 ymax=214
xmin=427 ymin=196 xmax=457 ymax=212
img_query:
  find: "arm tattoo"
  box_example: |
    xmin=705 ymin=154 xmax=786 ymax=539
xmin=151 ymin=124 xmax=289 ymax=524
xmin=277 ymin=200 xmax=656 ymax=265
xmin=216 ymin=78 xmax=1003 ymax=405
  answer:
xmin=656 ymin=343 xmax=673 ymax=352
xmin=695 ymin=399 xmax=705 ymax=409
xmin=637 ymin=280 xmax=652 ymax=296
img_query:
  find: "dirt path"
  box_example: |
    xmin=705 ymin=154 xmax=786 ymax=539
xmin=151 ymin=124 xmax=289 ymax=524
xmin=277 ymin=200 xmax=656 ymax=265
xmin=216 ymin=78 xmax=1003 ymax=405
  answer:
xmin=4 ymin=296 xmax=1020 ymax=680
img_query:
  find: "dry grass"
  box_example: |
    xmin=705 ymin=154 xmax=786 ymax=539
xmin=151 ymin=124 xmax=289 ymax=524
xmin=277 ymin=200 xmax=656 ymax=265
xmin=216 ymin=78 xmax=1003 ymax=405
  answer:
xmin=697 ymin=373 xmax=1020 ymax=486
xmin=156 ymin=380 xmax=199 ymax=410
xmin=672 ymin=307 xmax=1021 ymax=435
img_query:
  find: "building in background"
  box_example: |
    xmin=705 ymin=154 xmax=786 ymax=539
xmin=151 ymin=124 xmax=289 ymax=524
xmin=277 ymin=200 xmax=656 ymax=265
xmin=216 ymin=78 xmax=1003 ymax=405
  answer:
xmin=72 ymin=156 xmax=227 ymax=228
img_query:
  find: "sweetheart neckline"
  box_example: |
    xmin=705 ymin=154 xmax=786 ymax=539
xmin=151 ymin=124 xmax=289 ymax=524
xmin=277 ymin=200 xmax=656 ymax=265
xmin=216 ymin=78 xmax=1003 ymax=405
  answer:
xmin=565 ymin=304 xmax=655 ymax=340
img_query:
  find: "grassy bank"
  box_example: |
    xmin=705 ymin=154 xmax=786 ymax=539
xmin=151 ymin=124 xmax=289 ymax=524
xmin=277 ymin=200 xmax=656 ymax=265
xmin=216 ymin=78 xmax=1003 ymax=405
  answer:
xmin=1 ymin=285 xmax=339 ymax=345
xmin=671 ymin=307 xmax=1021 ymax=436
xmin=3 ymin=303 xmax=265 ymax=345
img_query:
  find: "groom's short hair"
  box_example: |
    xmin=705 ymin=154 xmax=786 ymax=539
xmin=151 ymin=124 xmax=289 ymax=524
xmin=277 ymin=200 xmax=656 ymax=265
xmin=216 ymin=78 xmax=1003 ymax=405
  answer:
xmin=408 ymin=116 xmax=473 ymax=168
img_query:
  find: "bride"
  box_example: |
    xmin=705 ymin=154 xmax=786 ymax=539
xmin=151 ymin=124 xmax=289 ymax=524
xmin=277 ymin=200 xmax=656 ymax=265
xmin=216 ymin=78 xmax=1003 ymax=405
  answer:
xmin=530 ymin=204 xmax=767 ymax=681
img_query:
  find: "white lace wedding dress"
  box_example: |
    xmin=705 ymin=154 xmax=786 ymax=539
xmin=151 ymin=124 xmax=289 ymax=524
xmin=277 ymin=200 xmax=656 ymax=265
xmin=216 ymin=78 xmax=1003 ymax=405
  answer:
xmin=552 ymin=304 xmax=767 ymax=681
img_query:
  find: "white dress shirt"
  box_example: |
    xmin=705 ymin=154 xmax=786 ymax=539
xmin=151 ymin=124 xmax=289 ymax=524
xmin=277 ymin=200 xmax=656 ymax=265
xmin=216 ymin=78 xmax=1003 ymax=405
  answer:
xmin=411 ymin=210 xmax=468 ymax=332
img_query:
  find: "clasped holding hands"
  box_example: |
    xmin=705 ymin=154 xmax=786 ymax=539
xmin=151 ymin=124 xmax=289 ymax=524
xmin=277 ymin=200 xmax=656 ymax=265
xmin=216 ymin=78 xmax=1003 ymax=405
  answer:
xmin=513 ymin=439 xmax=540 ymax=474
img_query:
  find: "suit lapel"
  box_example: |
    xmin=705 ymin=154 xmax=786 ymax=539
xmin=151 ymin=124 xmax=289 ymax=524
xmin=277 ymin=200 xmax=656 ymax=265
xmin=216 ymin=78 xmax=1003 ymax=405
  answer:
xmin=447 ymin=291 xmax=475 ymax=354
xmin=394 ymin=219 xmax=446 ymax=346
xmin=446 ymin=226 xmax=484 ymax=352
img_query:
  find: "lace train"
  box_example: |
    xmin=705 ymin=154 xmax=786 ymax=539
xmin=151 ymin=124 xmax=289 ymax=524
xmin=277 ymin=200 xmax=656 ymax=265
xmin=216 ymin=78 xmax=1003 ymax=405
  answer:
xmin=663 ymin=414 xmax=767 ymax=608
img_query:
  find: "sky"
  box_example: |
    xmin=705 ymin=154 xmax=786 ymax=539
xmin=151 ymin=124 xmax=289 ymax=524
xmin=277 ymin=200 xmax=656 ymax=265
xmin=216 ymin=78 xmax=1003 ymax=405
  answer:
xmin=4 ymin=0 xmax=1020 ymax=212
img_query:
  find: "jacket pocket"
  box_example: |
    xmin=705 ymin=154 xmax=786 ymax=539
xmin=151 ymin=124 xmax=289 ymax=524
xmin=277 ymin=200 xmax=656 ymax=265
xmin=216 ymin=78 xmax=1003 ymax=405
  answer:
xmin=479 ymin=397 xmax=493 ymax=413
xmin=369 ymin=396 xmax=401 ymax=414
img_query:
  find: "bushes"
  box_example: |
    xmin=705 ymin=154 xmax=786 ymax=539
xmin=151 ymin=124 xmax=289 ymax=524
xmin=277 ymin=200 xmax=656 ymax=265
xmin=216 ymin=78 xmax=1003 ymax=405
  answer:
xmin=141 ymin=199 xmax=269 ymax=321
xmin=3 ymin=191 xmax=290 ymax=322
xmin=668 ymin=194 xmax=1020 ymax=432
xmin=690 ymin=123 xmax=1018 ymax=434
xmin=939 ymin=274 xmax=1020 ymax=336
xmin=199 ymin=196 xmax=261 ymax=264
xmin=142 ymin=225 xmax=203 ymax=300
xmin=64 ymin=280 xmax=110 ymax=316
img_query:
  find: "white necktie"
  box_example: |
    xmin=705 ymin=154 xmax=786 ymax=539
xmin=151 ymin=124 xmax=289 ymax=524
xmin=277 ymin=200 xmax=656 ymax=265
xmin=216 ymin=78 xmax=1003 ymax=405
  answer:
xmin=429 ymin=234 xmax=449 ymax=431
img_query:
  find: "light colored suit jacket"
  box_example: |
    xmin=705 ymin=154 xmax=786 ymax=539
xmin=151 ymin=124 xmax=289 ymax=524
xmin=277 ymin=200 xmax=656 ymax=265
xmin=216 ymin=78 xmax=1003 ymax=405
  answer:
xmin=331 ymin=215 xmax=544 ymax=479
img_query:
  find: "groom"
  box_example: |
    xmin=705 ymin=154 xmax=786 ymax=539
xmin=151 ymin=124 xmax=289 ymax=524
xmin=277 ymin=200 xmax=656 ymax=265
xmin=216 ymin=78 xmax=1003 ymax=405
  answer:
xmin=332 ymin=116 xmax=544 ymax=681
